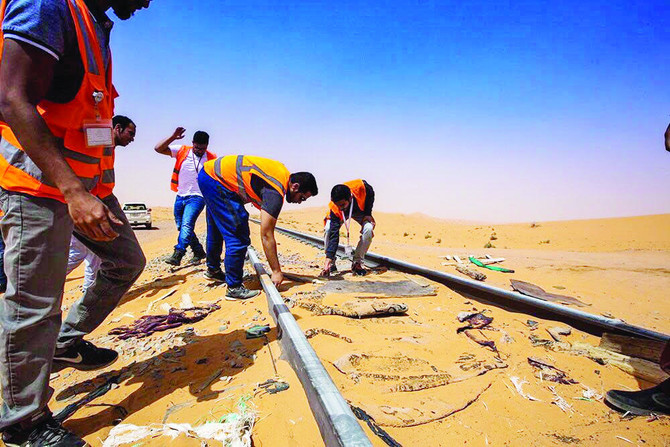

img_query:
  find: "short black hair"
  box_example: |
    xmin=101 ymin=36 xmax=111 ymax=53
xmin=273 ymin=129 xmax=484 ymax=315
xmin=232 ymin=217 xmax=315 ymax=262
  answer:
xmin=289 ymin=172 xmax=318 ymax=195
xmin=112 ymin=115 xmax=134 ymax=130
xmin=193 ymin=131 xmax=209 ymax=145
xmin=330 ymin=184 xmax=351 ymax=202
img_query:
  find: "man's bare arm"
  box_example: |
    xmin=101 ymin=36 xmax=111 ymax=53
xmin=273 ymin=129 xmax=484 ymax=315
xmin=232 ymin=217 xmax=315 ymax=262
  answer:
xmin=0 ymin=39 xmax=121 ymax=240
xmin=154 ymin=126 xmax=185 ymax=155
xmin=260 ymin=209 xmax=283 ymax=286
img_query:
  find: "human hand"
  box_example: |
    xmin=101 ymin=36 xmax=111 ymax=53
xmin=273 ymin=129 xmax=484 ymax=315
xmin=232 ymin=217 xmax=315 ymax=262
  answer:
xmin=67 ymin=191 xmax=122 ymax=241
xmin=172 ymin=127 xmax=186 ymax=140
xmin=271 ymin=271 xmax=283 ymax=287
xmin=320 ymin=258 xmax=333 ymax=277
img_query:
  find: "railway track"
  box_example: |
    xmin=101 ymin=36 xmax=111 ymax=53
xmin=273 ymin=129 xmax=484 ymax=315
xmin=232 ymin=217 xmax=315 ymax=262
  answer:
xmin=247 ymin=219 xmax=669 ymax=446
xmin=252 ymin=220 xmax=668 ymax=343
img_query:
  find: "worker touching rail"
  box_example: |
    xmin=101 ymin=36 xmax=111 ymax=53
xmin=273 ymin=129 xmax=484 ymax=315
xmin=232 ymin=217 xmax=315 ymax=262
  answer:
xmin=199 ymin=155 xmax=318 ymax=299
xmin=321 ymin=179 xmax=375 ymax=277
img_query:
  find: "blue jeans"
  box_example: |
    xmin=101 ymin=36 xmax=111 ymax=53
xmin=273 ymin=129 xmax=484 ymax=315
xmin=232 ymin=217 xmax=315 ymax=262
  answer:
xmin=173 ymin=194 xmax=206 ymax=253
xmin=198 ymin=170 xmax=250 ymax=288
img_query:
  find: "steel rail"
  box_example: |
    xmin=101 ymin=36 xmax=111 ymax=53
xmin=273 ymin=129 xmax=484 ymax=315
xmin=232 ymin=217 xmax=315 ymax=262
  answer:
xmin=253 ymin=220 xmax=669 ymax=343
xmin=246 ymin=246 xmax=372 ymax=447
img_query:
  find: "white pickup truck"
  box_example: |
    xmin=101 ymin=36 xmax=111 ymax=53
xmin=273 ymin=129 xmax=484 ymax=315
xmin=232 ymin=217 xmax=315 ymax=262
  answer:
xmin=122 ymin=203 xmax=152 ymax=229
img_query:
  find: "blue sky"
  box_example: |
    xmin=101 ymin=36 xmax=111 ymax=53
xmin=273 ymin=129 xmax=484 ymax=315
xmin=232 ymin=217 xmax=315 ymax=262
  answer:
xmin=110 ymin=0 xmax=670 ymax=222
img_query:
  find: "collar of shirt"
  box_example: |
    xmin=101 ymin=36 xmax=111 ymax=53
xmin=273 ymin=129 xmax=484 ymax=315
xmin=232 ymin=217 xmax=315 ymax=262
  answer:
xmin=84 ymin=0 xmax=114 ymax=34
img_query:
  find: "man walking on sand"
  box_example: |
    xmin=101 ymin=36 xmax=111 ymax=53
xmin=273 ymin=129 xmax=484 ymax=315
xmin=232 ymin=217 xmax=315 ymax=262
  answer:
xmin=67 ymin=115 xmax=138 ymax=295
xmin=155 ymin=127 xmax=216 ymax=267
xmin=0 ymin=1 xmax=151 ymax=445
xmin=321 ymin=179 xmax=376 ymax=277
xmin=199 ymin=155 xmax=318 ymax=299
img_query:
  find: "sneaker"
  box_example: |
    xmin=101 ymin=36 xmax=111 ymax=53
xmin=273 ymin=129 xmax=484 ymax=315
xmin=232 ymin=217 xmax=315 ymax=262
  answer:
xmin=165 ymin=249 xmax=186 ymax=266
xmin=351 ymin=263 xmax=367 ymax=276
xmin=2 ymin=415 xmax=87 ymax=447
xmin=226 ymin=286 xmax=261 ymax=301
xmin=189 ymin=247 xmax=206 ymax=264
xmin=605 ymin=378 xmax=670 ymax=415
xmin=53 ymin=340 xmax=118 ymax=371
xmin=204 ymin=268 xmax=226 ymax=283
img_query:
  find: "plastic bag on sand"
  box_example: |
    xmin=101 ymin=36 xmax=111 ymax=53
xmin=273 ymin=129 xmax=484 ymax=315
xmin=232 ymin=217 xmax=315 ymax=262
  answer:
xmin=102 ymin=398 xmax=255 ymax=447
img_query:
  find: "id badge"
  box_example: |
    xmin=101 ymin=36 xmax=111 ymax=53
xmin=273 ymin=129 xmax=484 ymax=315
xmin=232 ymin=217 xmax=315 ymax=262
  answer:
xmin=344 ymin=245 xmax=353 ymax=258
xmin=83 ymin=120 xmax=113 ymax=147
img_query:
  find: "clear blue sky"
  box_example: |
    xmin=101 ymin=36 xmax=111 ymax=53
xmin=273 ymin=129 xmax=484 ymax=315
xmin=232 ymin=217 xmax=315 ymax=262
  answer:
xmin=110 ymin=0 xmax=670 ymax=222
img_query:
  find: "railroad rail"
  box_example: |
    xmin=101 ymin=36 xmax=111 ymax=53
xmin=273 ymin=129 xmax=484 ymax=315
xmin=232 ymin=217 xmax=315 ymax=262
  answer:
xmin=246 ymin=247 xmax=372 ymax=447
xmin=251 ymin=219 xmax=669 ymax=343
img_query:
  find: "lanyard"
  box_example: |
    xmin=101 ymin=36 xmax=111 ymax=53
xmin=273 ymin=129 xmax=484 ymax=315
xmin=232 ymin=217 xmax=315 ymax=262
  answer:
xmin=191 ymin=151 xmax=204 ymax=173
xmin=343 ymin=195 xmax=354 ymax=246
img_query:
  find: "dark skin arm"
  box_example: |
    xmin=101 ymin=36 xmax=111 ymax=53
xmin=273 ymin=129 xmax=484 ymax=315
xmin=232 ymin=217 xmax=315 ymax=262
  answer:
xmin=665 ymin=123 xmax=670 ymax=152
xmin=154 ymin=126 xmax=185 ymax=155
xmin=260 ymin=209 xmax=283 ymax=286
xmin=0 ymin=39 xmax=121 ymax=240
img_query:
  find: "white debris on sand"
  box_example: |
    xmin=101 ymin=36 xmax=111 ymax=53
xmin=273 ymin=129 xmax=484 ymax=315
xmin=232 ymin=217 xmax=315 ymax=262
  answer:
xmin=102 ymin=398 xmax=255 ymax=447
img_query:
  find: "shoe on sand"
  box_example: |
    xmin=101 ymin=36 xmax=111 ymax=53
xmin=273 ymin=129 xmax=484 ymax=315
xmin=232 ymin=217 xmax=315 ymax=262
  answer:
xmin=204 ymin=268 xmax=226 ymax=282
xmin=605 ymin=378 xmax=670 ymax=415
xmin=53 ymin=340 xmax=118 ymax=371
xmin=226 ymin=286 xmax=260 ymax=301
xmin=2 ymin=415 xmax=87 ymax=447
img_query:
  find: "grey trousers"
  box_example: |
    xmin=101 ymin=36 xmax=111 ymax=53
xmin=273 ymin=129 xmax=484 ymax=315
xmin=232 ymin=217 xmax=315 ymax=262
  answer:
xmin=0 ymin=190 xmax=146 ymax=429
xmin=324 ymin=218 xmax=374 ymax=264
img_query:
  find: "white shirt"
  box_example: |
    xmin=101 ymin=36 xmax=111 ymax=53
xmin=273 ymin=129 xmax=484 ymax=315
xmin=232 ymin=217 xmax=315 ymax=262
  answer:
xmin=170 ymin=145 xmax=208 ymax=197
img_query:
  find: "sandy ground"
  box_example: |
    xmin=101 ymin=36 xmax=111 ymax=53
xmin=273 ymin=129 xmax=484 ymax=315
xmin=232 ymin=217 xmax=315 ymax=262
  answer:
xmin=38 ymin=209 xmax=670 ymax=446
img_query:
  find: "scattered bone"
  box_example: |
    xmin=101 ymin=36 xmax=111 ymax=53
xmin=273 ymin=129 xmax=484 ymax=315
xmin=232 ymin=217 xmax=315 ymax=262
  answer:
xmin=548 ymin=386 xmax=574 ymax=414
xmin=510 ymin=376 xmax=541 ymax=401
xmin=146 ymin=288 xmax=178 ymax=312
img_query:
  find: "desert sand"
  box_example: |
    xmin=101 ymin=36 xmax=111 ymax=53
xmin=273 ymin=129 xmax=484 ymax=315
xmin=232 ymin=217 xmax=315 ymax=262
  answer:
xmin=47 ymin=209 xmax=669 ymax=446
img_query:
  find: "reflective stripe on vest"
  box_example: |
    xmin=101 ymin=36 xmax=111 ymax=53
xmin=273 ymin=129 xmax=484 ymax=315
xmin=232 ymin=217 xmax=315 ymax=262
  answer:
xmin=0 ymin=0 xmax=113 ymax=202
xmin=206 ymin=155 xmax=289 ymax=209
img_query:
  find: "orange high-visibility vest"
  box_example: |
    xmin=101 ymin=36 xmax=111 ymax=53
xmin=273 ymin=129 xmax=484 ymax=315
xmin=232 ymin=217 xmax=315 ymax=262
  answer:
xmin=203 ymin=155 xmax=290 ymax=210
xmin=325 ymin=179 xmax=367 ymax=222
xmin=170 ymin=145 xmax=216 ymax=192
xmin=0 ymin=0 xmax=116 ymax=201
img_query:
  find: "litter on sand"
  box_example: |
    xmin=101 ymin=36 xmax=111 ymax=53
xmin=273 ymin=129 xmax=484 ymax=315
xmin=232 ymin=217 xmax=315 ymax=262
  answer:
xmin=527 ymin=357 xmax=577 ymax=385
xmin=102 ymin=397 xmax=255 ymax=447
xmin=469 ymin=256 xmax=514 ymax=273
xmin=457 ymin=312 xmax=493 ymax=332
xmin=245 ymin=324 xmax=271 ymax=339
xmin=318 ymin=280 xmax=437 ymax=297
xmin=455 ymin=264 xmax=486 ymax=281
xmin=350 ymin=404 xmax=403 ymax=447
xmin=511 ymin=280 xmax=589 ymax=307
xmin=257 ymin=378 xmax=289 ymax=394
xmin=297 ymin=300 xmax=408 ymax=318
xmin=109 ymin=304 xmax=220 ymax=339
xmin=510 ymin=376 xmax=541 ymax=402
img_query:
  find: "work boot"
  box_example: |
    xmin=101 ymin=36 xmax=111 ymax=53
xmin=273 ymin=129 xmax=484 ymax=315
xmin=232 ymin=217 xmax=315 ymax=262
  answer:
xmin=351 ymin=262 xmax=367 ymax=276
xmin=2 ymin=414 xmax=86 ymax=447
xmin=53 ymin=340 xmax=118 ymax=371
xmin=190 ymin=247 xmax=206 ymax=264
xmin=226 ymin=286 xmax=261 ymax=301
xmin=165 ymin=249 xmax=186 ymax=266
xmin=605 ymin=378 xmax=670 ymax=415
xmin=204 ymin=268 xmax=226 ymax=283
